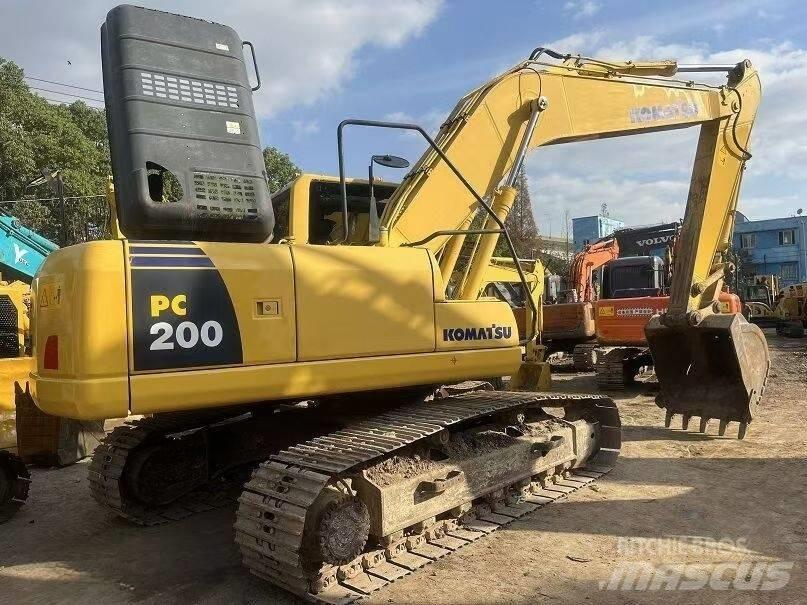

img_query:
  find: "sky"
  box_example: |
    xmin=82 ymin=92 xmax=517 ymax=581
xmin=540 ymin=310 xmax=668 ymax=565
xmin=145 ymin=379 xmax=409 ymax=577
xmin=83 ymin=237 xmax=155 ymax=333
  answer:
xmin=2 ymin=0 xmax=806 ymax=233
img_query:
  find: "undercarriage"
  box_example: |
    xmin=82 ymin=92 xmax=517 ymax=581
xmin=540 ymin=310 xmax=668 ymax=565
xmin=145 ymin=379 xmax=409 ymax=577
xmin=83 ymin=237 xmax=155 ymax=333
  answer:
xmin=594 ymin=346 xmax=653 ymax=390
xmin=572 ymin=342 xmax=599 ymax=371
xmin=88 ymin=388 xmax=620 ymax=602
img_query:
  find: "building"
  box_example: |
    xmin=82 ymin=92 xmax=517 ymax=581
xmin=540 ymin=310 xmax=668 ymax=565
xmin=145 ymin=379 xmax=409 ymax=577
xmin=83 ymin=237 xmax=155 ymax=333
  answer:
xmin=538 ymin=234 xmax=571 ymax=260
xmin=733 ymin=214 xmax=807 ymax=286
xmin=572 ymin=215 xmax=625 ymax=251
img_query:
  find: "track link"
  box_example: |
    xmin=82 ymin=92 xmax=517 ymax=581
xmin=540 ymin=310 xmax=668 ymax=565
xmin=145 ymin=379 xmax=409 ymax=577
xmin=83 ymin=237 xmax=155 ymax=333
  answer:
xmin=235 ymin=391 xmax=620 ymax=603
xmin=595 ymin=347 xmax=629 ymax=390
xmin=594 ymin=347 xmax=650 ymax=391
xmin=88 ymin=416 xmax=238 ymax=525
xmin=0 ymin=450 xmax=30 ymax=523
xmin=572 ymin=343 xmax=598 ymax=371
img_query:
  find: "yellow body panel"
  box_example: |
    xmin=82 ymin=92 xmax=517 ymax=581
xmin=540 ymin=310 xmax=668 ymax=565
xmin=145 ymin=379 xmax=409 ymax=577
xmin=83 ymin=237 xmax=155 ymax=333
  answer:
xmin=129 ymin=348 xmax=518 ymax=415
xmin=293 ymin=246 xmax=437 ymax=361
xmin=31 ymin=241 xmax=129 ymax=418
xmin=435 ymin=300 xmax=519 ymax=351
xmin=30 ymin=374 xmax=128 ymax=420
xmin=186 ymin=242 xmax=296 ymax=366
xmin=32 ymin=241 xmax=522 ymax=420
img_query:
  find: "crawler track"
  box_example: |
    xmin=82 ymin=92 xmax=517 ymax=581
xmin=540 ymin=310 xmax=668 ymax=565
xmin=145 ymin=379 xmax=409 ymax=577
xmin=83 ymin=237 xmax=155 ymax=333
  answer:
xmin=572 ymin=343 xmax=598 ymax=371
xmin=235 ymin=391 xmax=620 ymax=603
xmin=595 ymin=347 xmax=630 ymax=390
xmin=0 ymin=450 xmax=30 ymax=523
xmin=88 ymin=416 xmax=239 ymax=525
xmin=594 ymin=347 xmax=653 ymax=391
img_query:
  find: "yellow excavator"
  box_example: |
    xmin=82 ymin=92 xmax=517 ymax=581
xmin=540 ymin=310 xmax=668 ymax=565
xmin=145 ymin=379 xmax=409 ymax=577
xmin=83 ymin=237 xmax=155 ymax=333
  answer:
xmin=478 ymin=257 xmax=544 ymax=340
xmin=0 ymin=282 xmax=33 ymax=522
xmin=29 ymin=6 xmax=768 ymax=601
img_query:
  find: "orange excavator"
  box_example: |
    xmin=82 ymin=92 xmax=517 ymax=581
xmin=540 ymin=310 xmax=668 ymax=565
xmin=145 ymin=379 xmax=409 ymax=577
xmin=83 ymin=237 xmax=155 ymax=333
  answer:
xmin=542 ymin=237 xmax=618 ymax=369
xmin=594 ymin=234 xmax=742 ymax=400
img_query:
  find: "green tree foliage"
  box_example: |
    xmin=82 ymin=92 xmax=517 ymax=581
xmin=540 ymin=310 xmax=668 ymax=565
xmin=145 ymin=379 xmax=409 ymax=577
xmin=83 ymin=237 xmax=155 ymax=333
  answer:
xmin=263 ymin=146 xmax=301 ymax=193
xmin=0 ymin=58 xmax=111 ymax=244
xmin=0 ymin=57 xmax=302 ymax=246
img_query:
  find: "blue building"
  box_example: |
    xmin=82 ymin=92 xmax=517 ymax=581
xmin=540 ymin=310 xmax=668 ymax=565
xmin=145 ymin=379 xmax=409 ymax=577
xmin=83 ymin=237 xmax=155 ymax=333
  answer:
xmin=733 ymin=214 xmax=807 ymax=286
xmin=572 ymin=215 xmax=625 ymax=251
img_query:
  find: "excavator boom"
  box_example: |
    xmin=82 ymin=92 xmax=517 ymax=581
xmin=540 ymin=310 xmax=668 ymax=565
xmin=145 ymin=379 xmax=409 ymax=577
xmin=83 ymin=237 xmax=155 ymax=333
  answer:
xmin=373 ymin=53 xmax=766 ymax=432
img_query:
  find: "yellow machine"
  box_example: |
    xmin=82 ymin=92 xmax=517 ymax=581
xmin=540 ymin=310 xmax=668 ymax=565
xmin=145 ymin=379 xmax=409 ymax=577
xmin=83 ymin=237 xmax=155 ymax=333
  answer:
xmin=0 ymin=281 xmax=33 ymax=522
xmin=479 ymin=257 xmax=544 ymax=338
xmin=773 ymin=282 xmax=807 ymax=337
xmin=30 ymin=6 xmax=768 ymax=601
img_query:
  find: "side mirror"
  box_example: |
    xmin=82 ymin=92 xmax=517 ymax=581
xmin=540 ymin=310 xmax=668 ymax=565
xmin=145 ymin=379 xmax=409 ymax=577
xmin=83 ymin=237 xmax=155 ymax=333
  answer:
xmin=368 ymin=154 xmax=409 ymax=243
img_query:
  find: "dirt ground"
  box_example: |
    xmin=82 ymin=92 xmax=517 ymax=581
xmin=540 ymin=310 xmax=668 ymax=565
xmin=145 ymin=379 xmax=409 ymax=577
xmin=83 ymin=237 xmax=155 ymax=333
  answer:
xmin=1 ymin=330 xmax=805 ymax=605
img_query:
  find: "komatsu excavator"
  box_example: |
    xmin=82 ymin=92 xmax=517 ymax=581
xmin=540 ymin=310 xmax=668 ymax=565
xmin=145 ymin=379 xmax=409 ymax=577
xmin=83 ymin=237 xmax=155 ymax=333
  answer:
xmin=29 ymin=6 xmax=767 ymax=601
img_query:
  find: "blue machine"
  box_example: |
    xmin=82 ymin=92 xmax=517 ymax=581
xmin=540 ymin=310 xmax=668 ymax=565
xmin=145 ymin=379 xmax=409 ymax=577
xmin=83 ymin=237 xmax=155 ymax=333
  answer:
xmin=0 ymin=214 xmax=58 ymax=282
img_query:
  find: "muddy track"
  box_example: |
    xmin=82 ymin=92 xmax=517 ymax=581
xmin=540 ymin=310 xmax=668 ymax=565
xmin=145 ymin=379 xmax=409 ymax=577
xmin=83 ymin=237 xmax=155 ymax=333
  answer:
xmin=235 ymin=391 xmax=620 ymax=603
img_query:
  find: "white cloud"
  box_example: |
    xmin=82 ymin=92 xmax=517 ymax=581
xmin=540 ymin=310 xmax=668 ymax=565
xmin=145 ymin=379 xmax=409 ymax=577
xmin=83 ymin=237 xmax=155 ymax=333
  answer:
xmin=562 ymin=1 xmax=601 ymax=19
xmin=544 ymin=30 xmax=606 ymax=53
xmin=527 ymin=155 xmax=693 ymax=229
xmin=0 ymin=0 xmax=443 ymax=118
xmin=383 ymin=109 xmax=446 ymax=137
xmin=291 ymin=119 xmax=320 ymax=140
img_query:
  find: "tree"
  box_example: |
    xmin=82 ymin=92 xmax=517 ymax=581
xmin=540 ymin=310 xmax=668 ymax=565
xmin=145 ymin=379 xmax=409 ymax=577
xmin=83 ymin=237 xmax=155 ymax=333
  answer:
xmin=0 ymin=57 xmax=300 ymax=244
xmin=263 ymin=146 xmax=301 ymax=193
xmin=495 ymin=166 xmax=539 ymax=258
xmin=0 ymin=57 xmax=111 ymax=244
xmin=725 ymin=244 xmax=755 ymax=296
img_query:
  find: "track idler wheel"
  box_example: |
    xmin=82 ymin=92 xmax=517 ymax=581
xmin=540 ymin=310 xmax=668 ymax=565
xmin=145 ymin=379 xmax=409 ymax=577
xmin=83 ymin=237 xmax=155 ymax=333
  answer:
xmin=0 ymin=450 xmax=30 ymax=523
xmin=307 ymin=487 xmax=370 ymax=567
xmin=646 ymin=312 xmax=769 ymax=439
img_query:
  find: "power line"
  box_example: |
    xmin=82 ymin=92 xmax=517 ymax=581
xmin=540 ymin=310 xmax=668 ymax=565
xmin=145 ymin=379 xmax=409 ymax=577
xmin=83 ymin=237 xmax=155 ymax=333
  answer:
xmin=0 ymin=195 xmax=106 ymax=204
xmin=30 ymin=86 xmax=105 ymax=104
xmin=24 ymin=75 xmax=103 ymax=95
xmin=41 ymin=96 xmax=105 ymax=108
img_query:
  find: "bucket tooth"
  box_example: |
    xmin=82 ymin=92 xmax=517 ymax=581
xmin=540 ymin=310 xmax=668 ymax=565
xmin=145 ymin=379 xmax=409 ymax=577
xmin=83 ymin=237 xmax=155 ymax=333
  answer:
xmin=698 ymin=417 xmax=709 ymax=433
xmin=718 ymin=419 xmax=728 ymax=436
xmin=738 ymin=422 xmax=748 ymax=440
xmin=682 ymin=414 xmax=692 ymax=430
xmin=664 ymin=410 xmax=674 ymax=428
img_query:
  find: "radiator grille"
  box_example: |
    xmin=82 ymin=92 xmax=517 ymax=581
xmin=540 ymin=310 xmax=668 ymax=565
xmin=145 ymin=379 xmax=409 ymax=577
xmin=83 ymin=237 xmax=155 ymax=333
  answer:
xmin=0 ymin=295 xmax=20 ymax=358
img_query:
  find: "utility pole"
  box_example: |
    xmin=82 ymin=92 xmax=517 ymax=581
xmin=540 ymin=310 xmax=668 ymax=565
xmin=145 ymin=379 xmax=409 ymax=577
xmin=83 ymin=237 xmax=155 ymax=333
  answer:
xmin=26 ymin=168 xmax=67 ymax=246
xmin=564 ymin=208 xmax=571 ymax=262
xmin=53 ymin=171 xmax=66 ymax=247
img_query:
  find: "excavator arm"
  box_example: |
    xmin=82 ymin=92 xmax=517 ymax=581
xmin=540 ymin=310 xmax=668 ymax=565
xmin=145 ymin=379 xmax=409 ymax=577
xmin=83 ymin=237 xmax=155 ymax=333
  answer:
xmin=375 ymin=51 xmax=766 ymax=431
xmin=570 ymin=237 xmax=619 ymax=302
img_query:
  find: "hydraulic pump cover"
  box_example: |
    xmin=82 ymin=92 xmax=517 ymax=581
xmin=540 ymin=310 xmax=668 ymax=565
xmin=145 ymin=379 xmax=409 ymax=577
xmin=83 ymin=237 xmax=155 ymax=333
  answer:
xmin=101 ymin=4 xmax=273 ymax=241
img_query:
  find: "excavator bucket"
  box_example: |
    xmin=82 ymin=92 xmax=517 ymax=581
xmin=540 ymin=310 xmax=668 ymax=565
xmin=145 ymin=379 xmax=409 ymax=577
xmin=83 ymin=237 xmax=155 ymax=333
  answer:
xmin=645 ymin=313 xmax=770 ymax=439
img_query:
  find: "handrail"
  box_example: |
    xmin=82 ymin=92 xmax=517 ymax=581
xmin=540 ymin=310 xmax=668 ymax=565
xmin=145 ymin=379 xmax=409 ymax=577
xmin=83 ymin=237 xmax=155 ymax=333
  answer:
xmin=336 ymin=119 xmax=538 ymax=344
